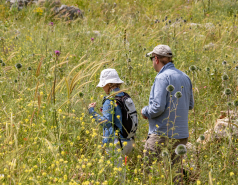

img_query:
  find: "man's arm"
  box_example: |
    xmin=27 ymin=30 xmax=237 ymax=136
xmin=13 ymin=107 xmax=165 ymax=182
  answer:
xmin=189 ymin=84 xmax=194 ymax=110
xmin=142 ymin=78 xmax=168 ymax=119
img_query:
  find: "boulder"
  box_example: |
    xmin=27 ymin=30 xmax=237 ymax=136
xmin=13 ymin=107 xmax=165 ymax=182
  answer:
xmin=197 ymin=110 xmax=238 ymax=144
xmin=6 ymin=0 xmax=37 ymax=10
xmin=6 ymin=0 xmax=83 ymax=20
xmin=53 ymin=5 xmax=83 ymax=20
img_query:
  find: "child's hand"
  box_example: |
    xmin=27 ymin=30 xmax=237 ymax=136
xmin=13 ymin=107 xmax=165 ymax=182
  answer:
xmin=88 ymin=102 xmax=96 ymax=109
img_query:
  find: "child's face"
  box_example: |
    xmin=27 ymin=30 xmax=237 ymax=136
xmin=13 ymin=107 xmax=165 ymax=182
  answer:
xmin=102 ymin=84 xmax=110 ymax=95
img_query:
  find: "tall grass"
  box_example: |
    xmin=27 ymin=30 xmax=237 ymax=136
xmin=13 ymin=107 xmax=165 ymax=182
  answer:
xmin=0 ymin=0 xmax=238 ymax=184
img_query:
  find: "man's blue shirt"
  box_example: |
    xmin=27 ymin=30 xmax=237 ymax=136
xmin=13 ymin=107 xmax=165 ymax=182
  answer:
xmin=142 ymin=62 xmax=194 ymax=139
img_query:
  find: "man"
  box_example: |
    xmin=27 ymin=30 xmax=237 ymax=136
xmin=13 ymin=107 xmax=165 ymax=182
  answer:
xmin=141 ymin=44 xmax=194 ymax=166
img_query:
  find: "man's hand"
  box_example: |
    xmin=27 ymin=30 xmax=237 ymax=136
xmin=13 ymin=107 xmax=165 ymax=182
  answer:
xmin=88 ymin=102 xmax=96 ymax=109
xmin=141 ymin=109 xmax=148 ymax=119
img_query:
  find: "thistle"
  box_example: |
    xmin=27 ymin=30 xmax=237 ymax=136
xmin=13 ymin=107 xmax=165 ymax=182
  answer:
xmin=224 ymin=88 xmax=232 ymax=128
xmin=175 ymin=144 xmax=187 ymax=156
xmin=222 ymin=74 xmax=229 ymax=88
xmin=222 ymin=74 xmax=229 ymax=80
xmin=206 ymin=67 xmax=210 ymax=72
xmin=161 ymin=150 xmax=169 ymax=157
xmin=189 ymin=65 xmax=197 ymax=71
xmin=15 ymin=63 xmax=22 ymax=69
xmin=233 ymin=99 xmax=238 ymax=118
xmin=199 ymin=135 xmax=205 ymax=141
xmin=224 ymin=88 xmax=232 ymax=95
xmin=166 ymin=84 xmax=174 ymax=138
xmin=174 ymin=91 xmax=182 ymax=99
xmin=222 ymin=60 xmax=227 ymax=65
xmin=166 ymin=85 xmax=175 ymax=92
xmin=175 ymin=144 xmax=187 ymax=185
xmin=54 ymin=50 xmax=61 ymax=56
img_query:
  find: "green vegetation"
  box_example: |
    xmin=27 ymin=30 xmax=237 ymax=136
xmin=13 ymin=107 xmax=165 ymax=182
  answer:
xmin=0 ymin=0 xmax=238 ymax=184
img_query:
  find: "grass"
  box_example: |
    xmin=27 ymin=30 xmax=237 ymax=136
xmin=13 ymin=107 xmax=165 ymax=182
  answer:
xmin=0 ymin=0 xmax=238 ymax=184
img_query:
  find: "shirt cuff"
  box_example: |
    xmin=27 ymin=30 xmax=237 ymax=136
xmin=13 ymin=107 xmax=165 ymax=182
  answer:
xmin=142 ymin=106 xmax=149 ymax=118
xmin=88 ymin=107 xmax=95 ymax=114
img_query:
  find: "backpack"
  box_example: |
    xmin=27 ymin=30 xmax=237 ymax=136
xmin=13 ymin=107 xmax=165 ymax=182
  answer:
xmin=114 ymin=92 xmax=138 ymax=139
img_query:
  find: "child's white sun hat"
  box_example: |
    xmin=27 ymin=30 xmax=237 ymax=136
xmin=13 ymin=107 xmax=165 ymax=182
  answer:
xmin=96 ymin=68 xmax=124 ymax=87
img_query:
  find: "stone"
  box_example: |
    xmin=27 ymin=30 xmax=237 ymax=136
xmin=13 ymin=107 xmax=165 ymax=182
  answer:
xmin=53 ymin=5 xmax=83 ymax=20
xmin=6 ymin=0 xmax=37 ymax=10
xmin=5 ymin=0 xmax=83 ymax=20
xmin=197 ymin=110 xmax=238 ymax=144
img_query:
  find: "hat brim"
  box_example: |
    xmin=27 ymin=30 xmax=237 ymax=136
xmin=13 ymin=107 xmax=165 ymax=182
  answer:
xmin=147 ymin=51 xmax=153 ymax=56
xmin=96 ymin=78 xmax=124 ymax=88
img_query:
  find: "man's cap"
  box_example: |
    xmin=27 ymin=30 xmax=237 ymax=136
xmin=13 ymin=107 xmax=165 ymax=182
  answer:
xmin=96 ymin=68 xmax=124 ymax=87
xmin=147 ymin=45 xmax=173 ymax=57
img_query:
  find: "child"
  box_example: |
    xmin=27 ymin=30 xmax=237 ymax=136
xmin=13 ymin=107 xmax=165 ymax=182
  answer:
xmin=88 ymin=68 xmax=136 ymax=156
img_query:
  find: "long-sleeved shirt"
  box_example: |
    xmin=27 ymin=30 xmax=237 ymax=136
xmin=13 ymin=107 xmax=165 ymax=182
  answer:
xmin=89 ymin=88 xmax=131 ymax=144
xmin=142 ymin=62 xmax=194 ymax=139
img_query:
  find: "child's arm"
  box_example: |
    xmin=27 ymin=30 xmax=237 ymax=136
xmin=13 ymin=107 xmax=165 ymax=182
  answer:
xmin=88 ymin=99 xmax=113 ymax=128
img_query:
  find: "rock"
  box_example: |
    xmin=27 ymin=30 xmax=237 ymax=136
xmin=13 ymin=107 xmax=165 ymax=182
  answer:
xmin=197 ymin=110 xmax=238 ymax=144
xmin=6 ymin=0 xmax=37 ymax=10
xmin=53 ymin=5 xmax=83 ymax=20
xmin=6 ymin=0 xmax=83 ymax=20
xmin=203 ymin=42 xmax=216 ymax=50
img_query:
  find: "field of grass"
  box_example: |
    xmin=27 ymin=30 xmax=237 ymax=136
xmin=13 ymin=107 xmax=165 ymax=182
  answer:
xmin=1 ymin=0 xmax=238 ymax=184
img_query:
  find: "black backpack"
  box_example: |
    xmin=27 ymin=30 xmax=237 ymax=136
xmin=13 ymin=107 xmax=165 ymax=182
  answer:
xmin=114 ymin=92 xmax=138 ymax=139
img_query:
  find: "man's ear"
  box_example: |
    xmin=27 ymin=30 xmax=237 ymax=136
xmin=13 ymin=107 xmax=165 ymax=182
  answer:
xmin=156 ymin=58 xmax=160 ymax=64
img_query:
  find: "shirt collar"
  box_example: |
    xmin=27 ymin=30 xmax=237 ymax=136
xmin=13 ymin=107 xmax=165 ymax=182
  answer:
xmin=158 ymin=62 xmax=174 ymax=75
xmin=111 ymin=87 xmax=120 ymax=92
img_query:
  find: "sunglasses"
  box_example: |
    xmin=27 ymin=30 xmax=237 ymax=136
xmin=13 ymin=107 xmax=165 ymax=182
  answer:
xmin=150 ymin=56 xmax=156 ymax=61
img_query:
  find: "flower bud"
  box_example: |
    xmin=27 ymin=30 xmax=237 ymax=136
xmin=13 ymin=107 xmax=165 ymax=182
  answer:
xmin=166 ymin=85 xmax=175 ymax=92
xmin=175 ymin=144 xmax=187 ymax=156
xmin=224 ymin=88 xmax=232 ymax=95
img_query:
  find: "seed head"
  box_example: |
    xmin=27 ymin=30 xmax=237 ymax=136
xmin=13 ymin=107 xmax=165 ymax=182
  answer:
xmin=0 ymin=59 xmax=2 ymax=63
xmin=235 ymin=66 xmax=238 ymax=70
xmin=15 ymin=63 xmax=22 ymax=69
xmin=189 ymin=65 xmax=197 ymax=71
xmin=127 ymin=58 xmax=131 ymax=62
xmin=14 ymin=79 xmax=18 ymax=83
xmin=199 ymin=135 xmax=205 ymax=141
xmin=233 ymin=100 xmax=238 ymax=107
xmin=174 ymin=91 xmax=182 ymax=99
xmin=54 ymin=50 xmax=61 ymax=56
xmin=161 ymin=150 xmax=169 ymax=157
xmin=224 ymin=88 xmax=232 ymax=96
xmin=222 ymin=61 xmax=227 ymax=65
xmin=1 ymin=62 xmax=5 ymax=66
xmin=175 ymin=144 xmax=187 ymax=156
xmin=79 ymin=92 xmax=84 ymax=97
xmin=206 ymin=67 xmax=210 ymax=72
xmin=166 ymin=85 xmax=175 ymax=92
xmin=27 ymin=67 xmax=32 ymax=70
xmin=222 ymin=74 xmax=229 ymax=81
xmin=227 ymin=102 xmax=232 ymax=107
